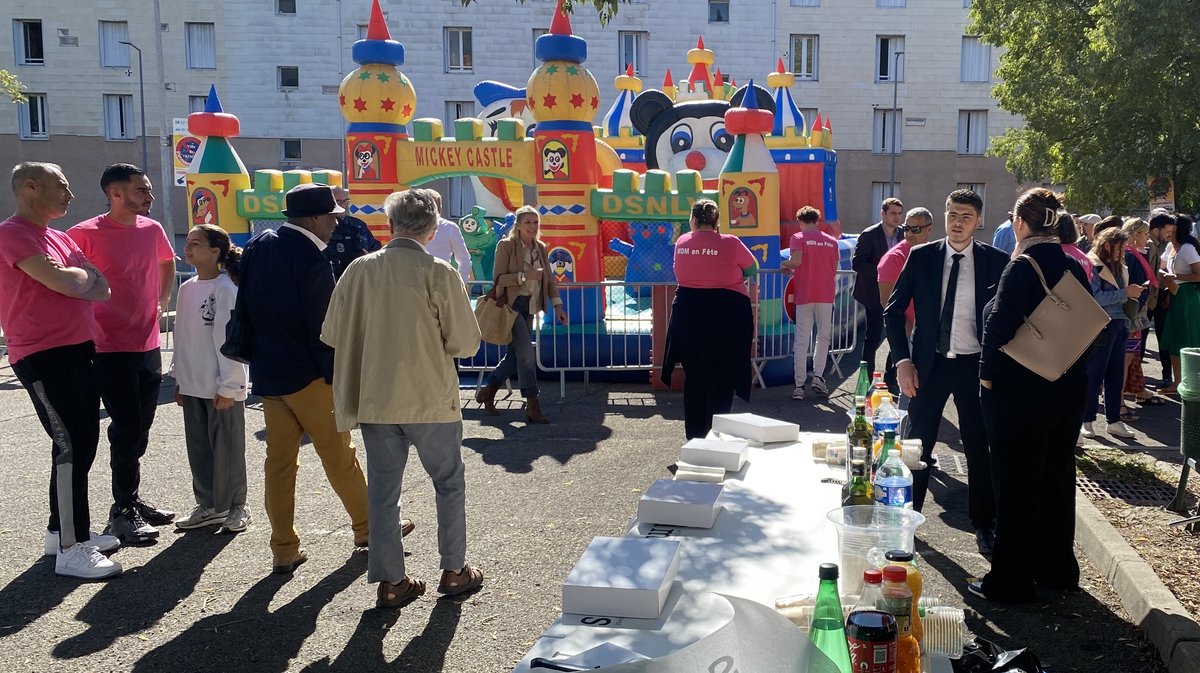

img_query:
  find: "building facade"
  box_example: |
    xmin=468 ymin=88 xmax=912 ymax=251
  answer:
xmin=0 ymin=0 xmax=1017 ymax=238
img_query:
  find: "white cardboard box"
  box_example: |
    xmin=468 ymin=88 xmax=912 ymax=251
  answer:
xmin=638 ymin=479 xmax=724 ymax=528
xmin=712 ymin=413 xmax=800 ymax=444
xmin=680 ymin=438 xmax=749 ymax=472
xmin=562 ymin=536 xmax=682 ymax=619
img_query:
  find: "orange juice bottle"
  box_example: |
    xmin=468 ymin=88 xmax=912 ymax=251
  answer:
xmin=881 ymin=565 xmax=920 ymax=673
xmin=869 ymin=377 xmax=893 ymax=415
xmin=885 ymin=550 xmax=923 ymax=646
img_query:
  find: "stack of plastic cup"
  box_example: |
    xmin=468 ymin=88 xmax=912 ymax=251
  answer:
xmin=921 ymin=606 xmax=967 ymax=657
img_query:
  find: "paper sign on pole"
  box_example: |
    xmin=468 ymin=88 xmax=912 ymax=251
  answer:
xmin=1149 ymin=176 xmax=1175 ymax=213
xmin=172 ymin=118 xmax=200 ymax=187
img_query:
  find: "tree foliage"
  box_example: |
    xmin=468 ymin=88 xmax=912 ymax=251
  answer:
xmin=460 ymin=0 xmax=630 ymax=26
xmin=970 ymin=0 xmax=1200 ymax=212
xmin=1 ymin=69 xmax=26 ymax=104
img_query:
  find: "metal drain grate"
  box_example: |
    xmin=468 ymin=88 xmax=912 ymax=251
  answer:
xmin=1076 ymin=475 xmax=1175 ymax=504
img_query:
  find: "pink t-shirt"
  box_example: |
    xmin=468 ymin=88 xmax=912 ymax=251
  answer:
xmin=1061 ymin=243 xmax=1094 ymax=282
xmin=674 ymin=230 xmax=757 ymax=295
xmin=0 ymin=216 xmax=98 ymax=364
xmin=789 ymin=230 xmax=839 ymax=304
xmin=67 ymin=214 xmax=174 ymax=353
xmin=877 ymin=240 xmax=916 ymax=324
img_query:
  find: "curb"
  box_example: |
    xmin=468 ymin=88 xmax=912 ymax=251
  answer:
xmin=1074 ymin=489 xmax=1200 ymax=672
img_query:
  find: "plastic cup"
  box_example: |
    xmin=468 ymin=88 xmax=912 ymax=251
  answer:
xmin=921 ymin=606 xmax=966 ymax=658
xmin=825 ymin=505 xmax=926 ymax=594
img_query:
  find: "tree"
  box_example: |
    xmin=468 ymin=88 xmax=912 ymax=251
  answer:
xmin=1 ymin=69 xmax=26 ymax=104
xmin=970 ymin=0 xmax=1200 ymax=213
xmin=460 ymin=0 xmax=630 ymax=25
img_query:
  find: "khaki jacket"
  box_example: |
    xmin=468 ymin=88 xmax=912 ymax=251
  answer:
xmin=492 ymin=236 xmax=561 ymax=314
xmin=321 ymin=237 xmax=481 ymax=431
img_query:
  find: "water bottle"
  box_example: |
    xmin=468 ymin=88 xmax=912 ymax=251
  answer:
xmin=874 ymin=431 xmax=913 ymax=509
xmin=872 ymin=396 xmax=903 ymax=440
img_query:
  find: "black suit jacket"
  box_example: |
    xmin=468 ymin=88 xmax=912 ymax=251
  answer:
xmin=852 ymin=222 xmax=893 ymax=308
xmin=239 ymin=226 xmax=337 ymax=396
xmin=884 ymin=238 xmax=1009 ymax=385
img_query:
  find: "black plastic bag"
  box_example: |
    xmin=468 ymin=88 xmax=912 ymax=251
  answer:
xmin=952 ymin=636 xmax=1046 ymax=673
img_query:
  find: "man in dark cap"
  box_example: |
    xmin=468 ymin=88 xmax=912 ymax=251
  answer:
xmin=235 ymin=183 xmax=398 ymax=574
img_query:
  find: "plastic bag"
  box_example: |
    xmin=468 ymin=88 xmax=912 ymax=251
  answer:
xmin=951 ymin=636 xmax=1046 ymax=673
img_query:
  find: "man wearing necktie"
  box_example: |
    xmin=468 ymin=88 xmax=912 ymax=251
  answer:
xmin=884 ymin=189 xmax=1009 ymax=555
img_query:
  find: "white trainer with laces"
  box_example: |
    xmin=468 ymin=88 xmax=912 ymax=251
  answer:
xmin=175 ymin=506 xmax=229 ymax=530
xmin=1107 ymin=421 xmax=1135 ymax=439
xmin=44 ymin=530 xmax=120 ymax=556
xmin=1080 ymin=422 xmax=1096 ymax=439
xmin=56 ymin=543 xmax=122 ymax=580
xmin=217 ymin=506 xmax=251 ymax=534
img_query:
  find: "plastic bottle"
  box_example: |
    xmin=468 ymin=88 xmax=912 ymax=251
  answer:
xmin=873 ymin=432 xmax=913 ymax=509
xmin=869 ymin=375 xmax=893 ymax=415
xmin=872 ymin=396 xmax=903 ymax=439
xmin=854 ymin=361 xmax=872 ymax=408
xmin=884 ymin=550 xmax=923 ymax=646
xmin=864 ymin=372 xmax=884 ymax=416
xmin=809 ymin=563 xmax=854 ymax=673
xmin=846 ymin=569 xmax=897 ymax=673
xmin=880 ymin=565 xmax=920 ymax=673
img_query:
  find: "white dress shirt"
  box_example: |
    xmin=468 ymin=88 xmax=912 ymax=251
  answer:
xmin=426 ymin=218 xmax=473 ymax=281
xmin=280 ymin=222 xmax=327 ymax=252
xmin=942 ymin=241 xmax=980 ymax=356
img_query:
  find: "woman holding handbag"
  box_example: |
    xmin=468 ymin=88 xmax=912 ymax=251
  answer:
xmin=971 ymin=188 xmax=1092 ymax=603
xmin=474 ymin=206 xmax=568 ymax=423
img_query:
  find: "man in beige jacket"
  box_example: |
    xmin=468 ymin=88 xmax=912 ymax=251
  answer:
xmin=321 ymin=188 xmax=483 ymax=609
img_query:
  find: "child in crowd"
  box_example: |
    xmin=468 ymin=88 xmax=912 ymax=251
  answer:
xmin=171 ymin=225 xmax=251 ymax=534
xmin=783 ymin=206 xmax=840 ymax=400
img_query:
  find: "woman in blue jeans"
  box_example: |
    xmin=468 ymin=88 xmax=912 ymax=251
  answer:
xmin=475 ymin=206 xmax=569 ymax=423
xmin=1081 ymin=227 xmax=1145 ymax=441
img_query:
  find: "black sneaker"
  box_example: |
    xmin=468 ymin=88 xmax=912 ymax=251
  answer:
xmin=132 ymin=499 xmax=176 ymax=526
xmin=104 ymin=506 xmax=160 ymax=544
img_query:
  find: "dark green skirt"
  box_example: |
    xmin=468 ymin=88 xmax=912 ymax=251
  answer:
xmin=1161 ymin=283 xmax=1200 ymax=355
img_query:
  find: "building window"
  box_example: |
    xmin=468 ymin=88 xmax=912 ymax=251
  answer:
xmin=960 ymin=36 xmax=991 ymax=82
xmin=281 ymin=139 xmax=302 ymax=162
xmin=872 ymin=108 xmax=902 ymax=154
xmin=444 ymin=27 xmax=473 ymax=73
xmin=98 ymin=20 xmax=130 ymax=68
xmin=103 ymin=94 xmax=134 ymax=140
xmin=277 ymin=0 xmax=297 ymax=15
xmin=958 ymin=110 xmax=988 ymax=155
xmin=872 ymin=182 xmax=901 ymax=213
xmin=790 ymin=34 xmax=818 ymax=80
xmin=188 ymin=95 xmax=207 ymax=113
xmin=532 ymin=28 xmax=547 ymax=64
xmin=957 ymin=183 xmax=986 ymax=222
xmin=14 ymin=20 xmax=44 ymax=65
xmin=876 ymin=36 xmax=904 ymax=82
xmin=357 ymin=24 xmax=369 ymax=40
xmin=877 ymin=0 xmax=907 ymax=6
xmin=709 ymin=0 xmax=729 ymax=23
xmin=619 ymin=31 xmax=647 ymax=76
xmin=18 ymin=93 xmax=48 ymax=139
xmin=798 ymin=108 xmax=818 ymax=130
xmin=185 ymin=22 xmax=216 ymax=69
xmin=791 ymin=0 xmax=819 ymax=6
xmin=278 ymin=66 xmax=299 ymax=89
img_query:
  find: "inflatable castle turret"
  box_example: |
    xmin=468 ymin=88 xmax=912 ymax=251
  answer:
xmin=185 ymin=85 xmax=251 ymax=246
xmin=338 ymin=0 xmax=415 ymax=243
xmin=720 ymin=80 xmax=780 ymax=269
xmin=600 ymin=64 xmax=646 ymax=172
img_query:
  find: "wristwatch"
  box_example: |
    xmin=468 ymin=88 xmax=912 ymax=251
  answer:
xmin=519 ymin=271 xmax=526 ymax=283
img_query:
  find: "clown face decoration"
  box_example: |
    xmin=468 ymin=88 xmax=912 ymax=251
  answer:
xmin=542 ymin=140 xmax=569 ymax=181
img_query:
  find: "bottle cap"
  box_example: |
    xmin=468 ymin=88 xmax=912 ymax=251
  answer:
xmin=882 ymin=565 xmax=907 ymax=582
xmin=862 ymin=568 xmax=883 ymax=585
xmin=818 ymin=563 xmax=839 ymax=581
xmin=885 ymin=550 xmax=914 ymax=563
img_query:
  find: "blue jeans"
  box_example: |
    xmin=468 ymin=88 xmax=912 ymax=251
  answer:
xmin=487 ymin=295 xmax=539 ymax=397
xmin=1085 ymin=319 xmax=1127 ymax=423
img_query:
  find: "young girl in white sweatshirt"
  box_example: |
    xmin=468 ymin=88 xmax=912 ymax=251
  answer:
xmin=171 ymin=225 xmax=250 ymax=533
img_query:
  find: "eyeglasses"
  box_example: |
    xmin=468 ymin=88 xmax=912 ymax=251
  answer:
xmin=335 ymin=198 xmax=351 ymax=206
xmin=899 ymin=224 xmax=932 ymax=233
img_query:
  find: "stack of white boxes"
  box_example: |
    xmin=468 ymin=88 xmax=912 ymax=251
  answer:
xmin=711 ymin=413 xmax=800 ymax=444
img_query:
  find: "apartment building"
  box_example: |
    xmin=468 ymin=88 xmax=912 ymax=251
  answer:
xmin=0 ymin=0 xmax=1017 ymax=236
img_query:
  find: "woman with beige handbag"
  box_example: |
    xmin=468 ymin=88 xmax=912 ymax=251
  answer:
xmin=970 ymin=188 xmax=1097 ymax=603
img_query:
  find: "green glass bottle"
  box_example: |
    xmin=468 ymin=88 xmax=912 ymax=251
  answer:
xmin=854 ymin=361 xmax=871 ymax=407
xmin=809 ymin=563 xmax=854 ymax=673
xmin=841 ymin=458 xmax=873 ymax=507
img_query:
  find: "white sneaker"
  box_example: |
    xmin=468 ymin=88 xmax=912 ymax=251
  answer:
xmin=792 ymin=386 xmax=806 ymax=400
xmin=55 ymin=543 xmax=122 ymax=580
xmin=217 ymin=506 xmax=251 ymax=534
xmin=44 ymin=530 xmax=120 ymax=556
xmin=175 ymin=506 xmax=229 ymax=530
xmin=1108 ymin=421 xmax=1136 ymax=439
xmin=1080 ymin=422 xmax=1096 ymax=439
xmin=811 ymin=376 xmax=829 ymax=396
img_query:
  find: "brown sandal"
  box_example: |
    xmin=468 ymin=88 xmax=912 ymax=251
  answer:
xmin=438 ymin=564 xmax=484 ymax=595
xmin=376 ymin=577 xmax=426 ymax=608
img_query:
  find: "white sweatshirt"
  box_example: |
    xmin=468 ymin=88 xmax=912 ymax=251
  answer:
xmin=169 ymin=274 xmax=249 ymax=401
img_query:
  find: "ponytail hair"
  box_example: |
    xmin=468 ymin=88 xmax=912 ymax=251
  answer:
xmin=192 ymin=224 xmax=243 ymax=285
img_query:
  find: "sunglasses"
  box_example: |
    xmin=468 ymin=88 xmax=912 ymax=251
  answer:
xmin=899 ymin=224 xmax=932 ymax=233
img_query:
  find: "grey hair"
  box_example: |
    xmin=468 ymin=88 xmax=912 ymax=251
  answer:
xmin=384 ymin=188 xmax=439 ymax=238
xmin=905 ymin=207 xmax=933 ymax=226
xmin=11 ymin=161 xmax=62 ymax=193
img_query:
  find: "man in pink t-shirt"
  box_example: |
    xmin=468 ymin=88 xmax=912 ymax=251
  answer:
xmin=0 ymin=162 xmax=122 ymax=579
xmin=782 ymin=206 xmax=840 ymax=399
xmin=67 ymin=164 xmax=178 ymax=543
xmin=878 ymin=207 xmax=936 ymax=334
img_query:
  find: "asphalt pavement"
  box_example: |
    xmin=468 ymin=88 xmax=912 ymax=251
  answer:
xmin=0 ymin=345 xmax=1179 ymax=673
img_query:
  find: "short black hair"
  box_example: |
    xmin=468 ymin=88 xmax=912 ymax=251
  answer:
xmin=946 ymin=189 xmax=984 ymax=215
xmin=100 ymin=163 xmax=145 ymax=194
xmin=1148 ymin=209 xmax=1173 ymax=230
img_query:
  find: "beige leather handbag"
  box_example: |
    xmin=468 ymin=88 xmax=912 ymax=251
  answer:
xmin=1000 ymin=254 xmax=1109 ymax=381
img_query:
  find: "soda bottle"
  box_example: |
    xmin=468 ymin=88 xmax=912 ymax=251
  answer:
xmin=854 ymin=361 xmax=871 ymax=408
xmin=880 ymin=565 xmax=920 ymax=673
xmin=873 ymin=432 xmax=913 ymax=509
xmin=884 ymin=550 xmax=923 ymax=645
xmin=842 ymin=457 xmax=873 ymax=507
xmin=846 ymin=569 xmax=897 ymax=673
xmin=809 ymin=563 xmax=853 ymax=673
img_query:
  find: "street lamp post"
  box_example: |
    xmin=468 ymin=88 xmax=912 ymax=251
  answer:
xmin=888 ymin=50 xmax=905 ymax=198
xmin=119 ymin=40 xmax=149 ymax=172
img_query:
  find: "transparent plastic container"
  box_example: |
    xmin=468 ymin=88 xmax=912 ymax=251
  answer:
xmin=826 ymin=506 xmax=926 ymax=594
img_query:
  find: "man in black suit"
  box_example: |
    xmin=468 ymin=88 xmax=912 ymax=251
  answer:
xmin=853 ymin=197 xmax=905 ymax=383
xmin=884 ymin=189 xmax=1007 ymax=554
